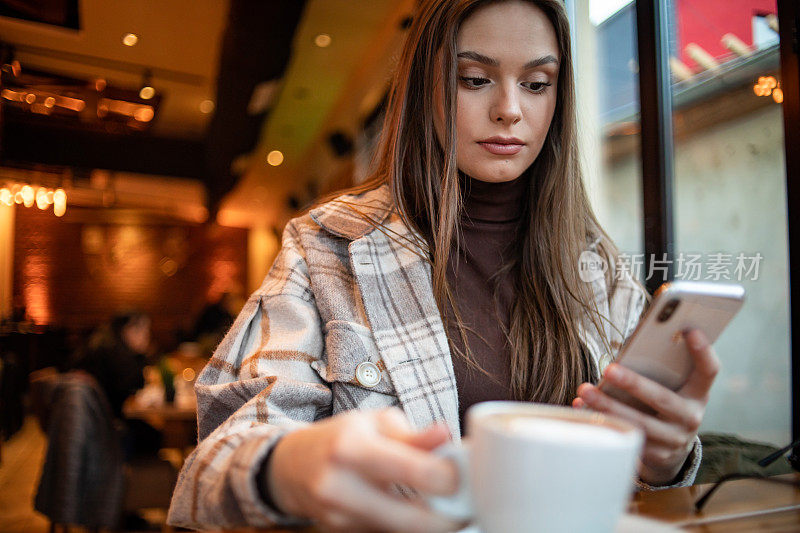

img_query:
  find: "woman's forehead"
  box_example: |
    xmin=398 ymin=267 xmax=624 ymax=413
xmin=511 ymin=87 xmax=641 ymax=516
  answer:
xmin=457 ymin=1 xmax=560 ymax=63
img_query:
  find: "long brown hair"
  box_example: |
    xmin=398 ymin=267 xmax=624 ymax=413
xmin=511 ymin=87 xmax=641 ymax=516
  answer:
xmin=335 ymin=0 xmax=621 ymax=405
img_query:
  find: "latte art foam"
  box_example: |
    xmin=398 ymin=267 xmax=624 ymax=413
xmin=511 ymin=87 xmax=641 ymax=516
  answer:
xmin=498 ymin=416 xmax=631 ymax=447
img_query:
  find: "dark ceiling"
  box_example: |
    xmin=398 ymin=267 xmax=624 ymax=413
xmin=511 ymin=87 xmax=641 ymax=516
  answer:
xmin=0 ymin=0 xmax=307 ymax=213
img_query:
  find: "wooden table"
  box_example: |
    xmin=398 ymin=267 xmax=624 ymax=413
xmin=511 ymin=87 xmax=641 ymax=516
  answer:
xmin=123 ymin=398 xmax=197 ymax=451
xmin=213 ymin=474 xmax=800 ymax=532
xmin=632 ymin=473 xmax=800 ymax=531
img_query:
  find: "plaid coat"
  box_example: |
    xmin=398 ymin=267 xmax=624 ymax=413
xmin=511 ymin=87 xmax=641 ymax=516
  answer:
xmin=167 ymin=184 xmax=701 ymax=529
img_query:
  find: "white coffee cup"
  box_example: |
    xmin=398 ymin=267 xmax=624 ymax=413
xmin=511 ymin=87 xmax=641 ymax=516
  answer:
xmin=428 ymin=401 xmax=644 ymax=533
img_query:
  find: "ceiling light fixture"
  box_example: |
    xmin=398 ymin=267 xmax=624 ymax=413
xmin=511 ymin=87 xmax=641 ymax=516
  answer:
xmin=122 ymin=33 xmax=139 ymax=46
xmin=314 ymin=33 xmax=332 ymax=47
xmin=139 ymin=69 xmax=155 ymax=100
xmin=199 ymin=99 xmax=215 ymax=114
xmin=267 ymin=150 xmax=284 ymax=166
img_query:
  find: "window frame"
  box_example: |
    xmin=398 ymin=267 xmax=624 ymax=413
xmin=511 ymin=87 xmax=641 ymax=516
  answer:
xmin=634 ymin=0 xmax=800 ymax=457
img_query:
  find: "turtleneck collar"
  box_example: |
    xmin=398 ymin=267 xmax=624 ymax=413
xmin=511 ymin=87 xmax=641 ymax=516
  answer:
xmin=459 ymin=172 xmax=529 ymax=224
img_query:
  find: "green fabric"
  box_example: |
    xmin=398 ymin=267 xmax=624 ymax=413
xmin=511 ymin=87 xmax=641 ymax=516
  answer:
xmin=696 ymin=432 xmax=794 ymax=484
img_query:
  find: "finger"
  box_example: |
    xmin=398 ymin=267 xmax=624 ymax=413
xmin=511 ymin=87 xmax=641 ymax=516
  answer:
xmin=375 ymin=407 xmax=415 ymax=439
xmin=602 ymin=364 xmax=700 ymax=430
xmin=576 ymin=383 xmax=690 ymax=449
xmin=572 ymin=397 xmax=586 ymax=409
xmin=334 ymin=431 xmax=459 ymax=495
xmin=376 ymin=408 xmax=452 ymax=450
xmin=316 ymin=468 xmax=462 ymax=533
xmin=404 ymin=424 xmax=452 ymax=451
xmin=679 ymin=329 xmax=720 ymax=400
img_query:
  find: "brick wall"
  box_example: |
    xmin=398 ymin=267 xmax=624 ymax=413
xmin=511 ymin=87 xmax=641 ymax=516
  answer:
xmin=13 ymin=205 xmax=248 ymax=348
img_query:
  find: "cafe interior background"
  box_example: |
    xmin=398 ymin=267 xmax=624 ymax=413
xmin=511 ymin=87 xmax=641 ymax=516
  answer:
xmin=0 ymin=0 xmax=795 ymax=531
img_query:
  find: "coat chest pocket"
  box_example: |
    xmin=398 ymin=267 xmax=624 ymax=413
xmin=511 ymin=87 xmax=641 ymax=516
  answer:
xmin=313 ymin=320 xmax=397 ymax=398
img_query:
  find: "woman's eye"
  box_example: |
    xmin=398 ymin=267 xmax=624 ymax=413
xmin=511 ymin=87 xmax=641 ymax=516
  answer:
xmin=459 ymin=76 xmax=490 ymax=89
xmin=524 ymin=81 xmax=552 ymax=93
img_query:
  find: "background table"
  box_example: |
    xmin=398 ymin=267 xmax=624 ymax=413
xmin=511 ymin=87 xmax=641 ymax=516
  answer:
xmin=632 ymin=472 xmax=800 ymax=531
xmin=123 ymin=398 xmax=197 ymax=451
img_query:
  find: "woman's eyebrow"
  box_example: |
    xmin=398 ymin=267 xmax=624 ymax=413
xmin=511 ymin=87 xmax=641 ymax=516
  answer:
xmin=457 ymin=50 xmax=559 ymax=69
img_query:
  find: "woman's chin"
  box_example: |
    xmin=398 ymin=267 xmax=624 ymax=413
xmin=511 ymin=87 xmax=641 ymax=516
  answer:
xmin=467 ymin=170 xmax=526 ymax=183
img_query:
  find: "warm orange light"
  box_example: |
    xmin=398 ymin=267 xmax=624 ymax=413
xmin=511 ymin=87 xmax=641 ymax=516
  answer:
xmin=25 ymin=93 xmax=36 ymax=104
xmin=199 ymin=99 xmax=215 ymax=114
xmin=182 ymin=367 xmax=196 ymax=381
xmin=36 ymin=188 xmax=49 ymax=210
xmin=754 ymin=75 xmax=780 ymax=98
xmin=95 ymin=79 xmax=107 ymax=91
xmin=122 ymin=33 xmax=139 ymax=46
xmin=21 ymin=185 xmax=34 ymax=207
xmin=773 ymin=87 xmax=784 ymax=104
xmin=1 ymin=89 xmax=19 ymax=101
xmin=44 ymin=96 xmax=56 ymax=108
xmin=53 ymin=188 xmax=67 ymax=217
xmin=315 ymin=33 xmax=332 ymax=47
xmin=59 ymin=97 xmax=86 ymax=112
xmin=0 ymin=188 xmax=11 ymax=206
xmin=14 ymin=192 xmax=23 ymax=204
xmin=267 ymin=150 xmax=284 ymax=166
xmin=139 ymin=86 xmax=155 ymax=100
xmin=134 ymin=106 xmax=155 ymax=122
xmin=46 ymin=190 xmax=54 ymax=204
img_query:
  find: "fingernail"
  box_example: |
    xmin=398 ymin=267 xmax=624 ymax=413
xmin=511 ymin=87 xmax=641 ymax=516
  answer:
xmin=605 ymin=365 xmax=620 ymax=380
xmin=581 ymin=386 xmax=596 ymax=401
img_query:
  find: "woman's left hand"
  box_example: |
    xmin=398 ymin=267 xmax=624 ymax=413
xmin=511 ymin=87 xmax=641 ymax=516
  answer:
xmin=572 ymin=328 xmax=719 ymax=486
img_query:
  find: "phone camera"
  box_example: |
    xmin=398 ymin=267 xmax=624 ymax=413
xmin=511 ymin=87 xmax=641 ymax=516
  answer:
xmin=657 ymin=299 xmax=680 ymax=322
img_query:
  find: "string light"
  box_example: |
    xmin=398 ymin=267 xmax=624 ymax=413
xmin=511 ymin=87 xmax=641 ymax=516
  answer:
xmin=53 ymin=188 xmax=67 ymax=217
xmin=21 ymin=185 xmax=34 ymax=207
xmin=1 ymin=182 xmax=68 ymax=216
xmin=36 ymin=187 xmax=49 ymax=210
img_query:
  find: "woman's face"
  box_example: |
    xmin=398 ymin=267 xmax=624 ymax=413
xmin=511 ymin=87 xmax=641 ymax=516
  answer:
xmin=122 ymin=317 xmax=151 ymax=354
xmin=434 ymin=0 xmax=561 ymax=183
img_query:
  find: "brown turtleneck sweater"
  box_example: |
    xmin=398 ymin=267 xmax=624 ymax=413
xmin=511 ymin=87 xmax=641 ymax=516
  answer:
xmin=445 ymin=174 xmax=529 ymax=431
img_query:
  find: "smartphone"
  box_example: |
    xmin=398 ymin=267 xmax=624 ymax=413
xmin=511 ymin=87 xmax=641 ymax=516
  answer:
xmin=597 ymin=280 xmax=745 ymax=414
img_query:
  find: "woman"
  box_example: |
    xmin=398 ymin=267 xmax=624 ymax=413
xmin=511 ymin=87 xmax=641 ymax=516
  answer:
xmin=168 ymin=1 xmax=718 ymax=531
xmin=73 ymin=310 xmax=163 ymax=459
xmin=74 ymin=311 xmax=152 ymax=419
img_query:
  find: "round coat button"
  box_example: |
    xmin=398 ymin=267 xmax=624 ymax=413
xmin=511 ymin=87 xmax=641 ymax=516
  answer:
xmin=355 ymin=361 xmax=381 ymax=387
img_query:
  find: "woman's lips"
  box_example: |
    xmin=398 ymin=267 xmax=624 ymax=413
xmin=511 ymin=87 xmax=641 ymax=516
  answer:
xmin=478 ymin=142 xmax=524 ymax=155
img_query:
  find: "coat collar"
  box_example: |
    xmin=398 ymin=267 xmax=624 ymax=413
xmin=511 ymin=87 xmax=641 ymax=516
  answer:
xmin=308 ymin=184 xmax=395 ymax=241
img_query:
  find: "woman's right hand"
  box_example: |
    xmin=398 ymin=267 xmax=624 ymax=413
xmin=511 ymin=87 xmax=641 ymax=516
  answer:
xmin=266 ymin=407 xmax=462 ymax=532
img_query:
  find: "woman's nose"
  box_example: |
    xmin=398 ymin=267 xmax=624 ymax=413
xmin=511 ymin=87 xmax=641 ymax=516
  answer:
xmin=490 ymin=86 xmax=522 ymax=124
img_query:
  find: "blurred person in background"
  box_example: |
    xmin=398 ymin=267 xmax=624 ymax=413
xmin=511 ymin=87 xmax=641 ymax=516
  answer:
xmin=73 ymin=310 xmax=161 ymax=458
xmin=192 ymin=292 xmax=236 ymax=356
